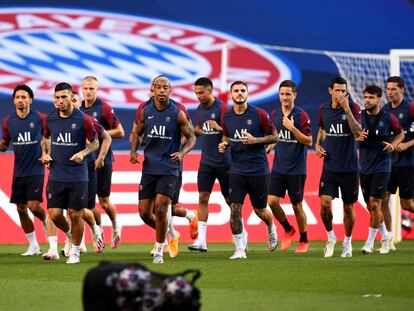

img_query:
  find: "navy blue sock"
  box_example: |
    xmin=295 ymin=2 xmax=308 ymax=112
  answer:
xmin=281 ymin=220 xmax=292 ymax=232
xmin=299 ymin=231 xmax=308 ymax=243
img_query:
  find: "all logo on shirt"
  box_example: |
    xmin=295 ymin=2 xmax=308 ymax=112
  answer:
xmin=0 ymin=8 xmax=296 ymax=109
xmin=14 ymin=131 xmax=37 ymax=145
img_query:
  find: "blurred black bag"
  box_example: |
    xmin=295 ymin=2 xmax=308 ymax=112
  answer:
xmin=83 ymin=261 xmax=201 ymax=311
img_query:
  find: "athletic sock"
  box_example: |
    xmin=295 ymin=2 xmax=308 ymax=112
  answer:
xmin=167 ymin=204 xmax=176 ymax=239
xmin=233 ymin=233 xmax=244 ymax=251
xmin=327 ymin=230 xmax=336 ymax=241
xmin=72 ymin=244 xmax=81 ymax=257
xmin=281 ymin=219 xmax=293 ymax=232
xmin=26 ymin=231 xmax=39 ymax=248
xmin=48 ymin=236 xmax=58 ymax=252
xmin=92 ymin=224 xmax=101 ymax=236
xmin=299 ymin=231 xmax=308 ymax=243
xmin=198 ymin=221 xmax=207 ymax=244
xmin=343 ymin=236 xmax=352 ymax=247
xmin=65 ymin=231 xmax=72 ymax=243
xmin=378 ymin=222 xmax=388 ymax=239
xmin=185 ymin=209 xmax=195 ymax=221
xmin=367 ymin=227 xmax=378 ymax=245
xmin=155 ymin=242 xmax=164 ymax=257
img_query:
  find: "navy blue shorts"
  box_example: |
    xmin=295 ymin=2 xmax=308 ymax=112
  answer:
xmin=197 ymin=164 xmax=230 ymax=197
xmin=171 ymin=172 xmax=182 ymax=205
xmin=139 ymin=173 xmax=177 ymax=201
xmin=360 ymin=173 xmax=390 ymax=203
xmin=319 ymin=170 xmax=359 ymax=204
xmin=47 ymin=180 xmax=88 ymax=210
xmin=97 ymin=164 xmax=112 ymax=197
xmin=87 ymin=161 xmax=97 ymax=209
xmin=10 ymin=175 xmax=44 ymax=204
xmin=387 ymin=166 xmax=414 ymax=199
xmin=269 ymin=172 xmax=306 ymax=204
xmin=229 ymin=174 xmax=270 ymax=209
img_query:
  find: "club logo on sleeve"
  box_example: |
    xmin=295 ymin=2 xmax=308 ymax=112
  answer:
xmin=0 ymin=8 xmax=298 ymax=109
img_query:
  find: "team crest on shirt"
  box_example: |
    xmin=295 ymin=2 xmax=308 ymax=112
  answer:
xmin=247 ymin=119 xmax=252 ymax=125
xmin=398 ymin=113 xmax=404 ymax=119
xmin=29 ymin=122 xmax=34 ymax=128
xmin=93 ymin=112 xmax=98 ymax=118
xmin=71 ymin=123 xmax=77 ymax=129
xmin=165 ymin=116 xmax=171 ymax=122
xmin=342 ymin=114 xmax=347 ymax=120
xmin=211 ymin=113 xmax=216 ymax=119
xmin=0 ymin=8 xmax=298 ymax=109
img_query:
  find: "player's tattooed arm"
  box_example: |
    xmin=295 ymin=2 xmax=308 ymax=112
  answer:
xmin=242 ymin=131 xmax=278 ymax=145
xmin=70 ymin=139 xmax=98 ymax=164
xmin=40 ymin=137 xmax=52 ymax=165
xmin=95 ymin=130 xmax=112 ymax=169
xmin=315 ymin=128 xmax=327 ymax=158
xmin=130 ymin=111 xmax=144 ymax=164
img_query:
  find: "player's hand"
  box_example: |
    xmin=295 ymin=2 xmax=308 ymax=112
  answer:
xmin=266 ymin=143 xmax=276 ymax=154
xmin=242 ymin=132 xmax=257 ymax=144
xmin=218 ymin=141 xmax=228 ymax=153
xmin=170 ymin=151 xmax=183 ymax=164
xmin=395 ymin=142 xmax=409 ymax=152
xmin=335 ymin=91 xmax=350 ymax=110
xmin=206 ymin=120 xmax=221 ymax=131
xmin=40 ymin=153 xmax=53 ymax=166
xmin=315 ymin=144 xmax=327 ymax=158
xmin=70 ymin=151 xmax=85 ymax=164
xmin=282 ymin=116 xmax=295 ymax=131
xmin=382 ymin=141 xmax=395 ymax=153
xmin=356 ymin=130 xmax=368 ymax=142
xmin=95 ymin=157 xmax=105 ymax=170
xmin=130 ymin=151 xmax=140 ymax=164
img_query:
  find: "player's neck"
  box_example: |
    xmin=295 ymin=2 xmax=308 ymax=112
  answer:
xmin=391 ymin=98 xmax=404 ymax=108
xmin=203 ymin=96 xmax=215 ymax=109
xmin=154 ymin=98 xmax=168 ymax=110
xmin=84 ymin=98 xmax=96 ymax=108
xmin=59 ymin=106 xmax=74 ymax=118
xmin=282 ymin=104 xmax=294 ymax=116
xmin=366 ymin=107 xmax=380 ymax=115
xmin=16 ymin=108 xmax=30 ymax=119
xmin=233 ymin=102 xmax=248 ymax=115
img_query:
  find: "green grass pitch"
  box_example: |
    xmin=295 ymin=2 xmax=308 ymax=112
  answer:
xmin=1 ymin=241 xmax=413 ymax=310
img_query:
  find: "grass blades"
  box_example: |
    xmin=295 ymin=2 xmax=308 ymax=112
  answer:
xmin=0 ymin=241 xmax=413 ymax=310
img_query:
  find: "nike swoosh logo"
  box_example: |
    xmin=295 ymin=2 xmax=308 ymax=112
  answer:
xmin=34 ymin=188 xmax=40 ymax=193
xmin=148 ymin=116 xmax=154 ymax=119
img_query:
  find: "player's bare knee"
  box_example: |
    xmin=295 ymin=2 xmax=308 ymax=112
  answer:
xmin=16 ymin=204 xmax=28 ymax=215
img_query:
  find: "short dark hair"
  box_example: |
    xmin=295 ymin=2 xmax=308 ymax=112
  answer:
xmin=363 ymin=84 xmax=382 ymax=98
xmin=329 ymin=77 xmax=347 ymax=89
xmin=54 ymin=82 xmax=73 ymax=93
xmin=13 ymin=84 xmax=34 ymax=99
xmin=230 ymin=80 xmax=248 ymax=91
xmin=279 ymin=80 xmax=297 ymax=93
xmin=194 ymin=77 xmax=213 ymax=88
xmin=386 ymin=76 xmax=405 ymax=88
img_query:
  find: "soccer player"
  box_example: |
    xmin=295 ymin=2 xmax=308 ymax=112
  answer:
xmin=219 ymin=81 xmax=278 ymax=260
xmin=0 ymin=84 xmax=47 ymax=256
xmin=315 ymin=77 xmax=362 ymax=258
xmin=130 ymin=76 xmax=195 ymax=264
xmin=381 ymin=76 xmax=414 ymax=249
xmin=81 ymin=76 xmax=125 ymax=249
xmin=357 ymin=85 xmax=404 ymax=254
xmin=73 ymin=93 xmax=110 ymax=253
xmin=188 ymin=77 xmax=231 ymax=253
xmin=41 ymin=82 xmax=98 ymax=264
xmin=267 ymin=80 xmax=312 ymax=253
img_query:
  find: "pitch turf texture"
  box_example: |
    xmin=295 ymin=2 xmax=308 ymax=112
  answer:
xmin=1 ymin=242 xmax=413 ymax=311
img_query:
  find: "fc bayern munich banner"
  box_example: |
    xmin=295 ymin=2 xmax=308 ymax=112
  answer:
xmin=0 ymin=8 xmax=299 ymax=109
